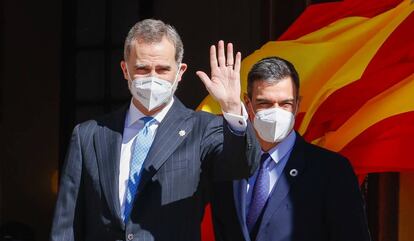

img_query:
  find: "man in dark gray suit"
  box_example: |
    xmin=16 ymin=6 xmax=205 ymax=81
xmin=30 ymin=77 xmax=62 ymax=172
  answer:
xmin=50 ymin=19 xmax=260 ymax=241
xmin=210 ymin=57 xmax=371 ymax=241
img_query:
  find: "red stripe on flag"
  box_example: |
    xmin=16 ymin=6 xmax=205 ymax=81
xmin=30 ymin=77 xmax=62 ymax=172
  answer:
xmin=201 ymin=204 xmax=215 ymax=241
xmin=339 ymin=111 xmax=414 ymax=174
xmin=304 ymin=11 xmax=414 ymax=141
xmin=294 ymin=112 xmax=305 ymax=131
xmin=280 ymin=0 xmax=402 ymax=40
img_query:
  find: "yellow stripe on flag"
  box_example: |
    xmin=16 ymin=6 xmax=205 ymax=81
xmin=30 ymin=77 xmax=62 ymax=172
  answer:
xmin=298 ymin=0 xmax=414 ymax=134
xmin=314 ymin=72 xmax=414 ymax=151
xmin=197 ymin=1 xmax=414 ymax=139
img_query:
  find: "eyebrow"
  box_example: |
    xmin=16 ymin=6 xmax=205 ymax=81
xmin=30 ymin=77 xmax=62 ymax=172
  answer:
xmin=135 ymin=64 xmax=172 ymax=69
xmin=279 ymin=98 xmax=296 ymax=103
xmin=155 ymin=65 xmax=172 ymax=70
xmin=255 ymin=97 xmax=296 ymax=103
xmin=255 ymin=98 xmax=271 ymax=103
xmin=135 ymin=64 xmax=149 ymax=69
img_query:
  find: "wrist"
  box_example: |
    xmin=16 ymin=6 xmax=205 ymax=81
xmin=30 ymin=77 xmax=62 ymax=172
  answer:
xmin=220 ymin=101 xmax=242 ymax=115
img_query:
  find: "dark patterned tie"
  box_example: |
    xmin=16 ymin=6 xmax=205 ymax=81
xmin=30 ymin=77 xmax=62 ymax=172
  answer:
xmin=246 ymin=152 xmax=272 ymax=233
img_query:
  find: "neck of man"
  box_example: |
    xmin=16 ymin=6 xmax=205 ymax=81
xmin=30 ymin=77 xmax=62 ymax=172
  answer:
xmin=260 ymin=140 xmax=279 ymax=152
xmin=258 ymin=130 xmax=294 ymax=152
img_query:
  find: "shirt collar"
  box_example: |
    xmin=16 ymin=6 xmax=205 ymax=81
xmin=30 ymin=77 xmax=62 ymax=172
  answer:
xmin=265 ymin=131 xmax=296 ymax=164
xmin=126 ymin=98 xmax=175 ymax=127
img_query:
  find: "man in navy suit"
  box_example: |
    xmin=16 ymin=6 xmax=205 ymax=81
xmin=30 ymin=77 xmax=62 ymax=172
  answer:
xmin=210 ymin=57 xmax=371 ymax=241
xmin=50 ymin=19 xmax=260 ymax=241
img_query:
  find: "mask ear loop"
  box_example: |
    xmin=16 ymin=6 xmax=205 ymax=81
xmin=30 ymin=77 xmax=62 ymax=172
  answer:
xmin=125 ymin=63 xmax=136 ymax=89
xmin=293 ymin=96 xmax=301 ymax=116
xmin=125 ymin=63 xmax=131 ymax=79
xmin=170 ymin=63 xmax=182 ymax=90
xmin=245 ymin=96 xmax=257 ymax=121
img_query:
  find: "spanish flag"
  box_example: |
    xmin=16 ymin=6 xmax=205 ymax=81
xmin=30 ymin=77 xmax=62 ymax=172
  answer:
xmin=201 ymin=0 xmax=414 ymax=240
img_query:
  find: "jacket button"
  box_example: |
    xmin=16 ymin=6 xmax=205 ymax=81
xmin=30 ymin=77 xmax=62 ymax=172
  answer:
xmin=127 ymin=233 xmax=134 ymax=240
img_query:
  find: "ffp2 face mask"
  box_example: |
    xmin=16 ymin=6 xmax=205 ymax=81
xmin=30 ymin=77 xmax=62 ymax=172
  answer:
xmin=127 ymin=63 xmax=181 ymax=111
xmin=253 ymin=107 xmax=295 ymax=143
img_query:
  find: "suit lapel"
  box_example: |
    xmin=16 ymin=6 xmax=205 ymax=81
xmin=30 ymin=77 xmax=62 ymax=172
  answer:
xmin=136 ymin=98 xmax=193 ymax=195
xmin=95 ymin=106 xmax=127 ymax=228
xmin=233 ymin=179 xmax=251 ymax=241
xmin=256 ymin=134 xmax=306 ymax=240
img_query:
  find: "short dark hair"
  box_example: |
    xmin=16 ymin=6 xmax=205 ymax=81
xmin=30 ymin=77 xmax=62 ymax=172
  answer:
xmin=247 ymin=57 xmax=300 ymax=99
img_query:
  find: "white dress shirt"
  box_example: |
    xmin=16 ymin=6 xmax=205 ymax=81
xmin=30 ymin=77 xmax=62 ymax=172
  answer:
xmin=119 ymin=98 xmax=248 ymax=216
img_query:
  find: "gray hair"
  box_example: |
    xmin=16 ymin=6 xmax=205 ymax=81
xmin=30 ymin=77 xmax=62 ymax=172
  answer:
xmin=247 ymin=57 xmax=300 ymax=99
xmin=123 ymin=19 xmax=184 ymax=63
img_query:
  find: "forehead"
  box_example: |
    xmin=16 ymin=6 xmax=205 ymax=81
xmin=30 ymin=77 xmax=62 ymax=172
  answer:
xmin=128 ymin=37 xmax=176 ymax=65
xmin=251 ymin=77 xmax=296 ymax=99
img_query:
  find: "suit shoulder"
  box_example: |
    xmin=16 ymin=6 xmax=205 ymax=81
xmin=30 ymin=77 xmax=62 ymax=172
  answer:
xmin=301 ymin=143 xmax=358 ymax=188
xmin=75 ymin=105 xmax=127 ymax=134
xmin=303 ymin=141 xmax=353 ymax=171
xmin=76 ymin=119 xmax=99 ymax=133
xmin=305 ymin=142 xmax=345 ymax=160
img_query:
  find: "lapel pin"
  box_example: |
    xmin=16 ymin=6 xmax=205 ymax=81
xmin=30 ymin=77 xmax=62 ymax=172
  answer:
xmin=289 ymin=169 xmax=298 ymax=177
xmin=179 ymin=130 xmax=186 ymax=137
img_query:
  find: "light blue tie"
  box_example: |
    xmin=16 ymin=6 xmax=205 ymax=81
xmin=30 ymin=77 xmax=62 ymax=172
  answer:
xmin=124 ymin=116 xmax=155 ymax=222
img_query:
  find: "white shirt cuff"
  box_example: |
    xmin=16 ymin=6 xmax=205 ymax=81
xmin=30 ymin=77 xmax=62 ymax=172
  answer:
xmin=222 ymin=102 xmax=248 ymax=134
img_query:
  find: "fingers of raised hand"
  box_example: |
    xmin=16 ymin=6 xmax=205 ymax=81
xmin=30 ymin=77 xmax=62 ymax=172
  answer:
xmin=211 ymin=40 xmax=239 ymax=69
xmin=209 ymin=45 xmax=218 ymax=70
xmin=217 ymin=40 xmax=226 ymax=67
xmin=226 ymin=43 xmax=234 ymax=67
xmin=234 ymin=51 xmax=241 ymax=72
xmin=196 ymin=71 xmax=212 ymax=88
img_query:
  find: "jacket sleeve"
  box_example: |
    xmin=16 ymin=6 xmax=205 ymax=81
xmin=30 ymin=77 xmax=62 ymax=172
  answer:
xmin=50 ymin=125 xmax=84 ymax=241
xmin=325 ymin=156 xmax=372 ymax=241
xmin=200 ymin=116 xmax=260 ymax=182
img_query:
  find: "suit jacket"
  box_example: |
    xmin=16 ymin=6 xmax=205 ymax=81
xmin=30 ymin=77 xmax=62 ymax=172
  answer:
xmin=50 ymin=98 xmax=260 ymax=241
xmin=211 ymin=133 xmax=371 ymax=241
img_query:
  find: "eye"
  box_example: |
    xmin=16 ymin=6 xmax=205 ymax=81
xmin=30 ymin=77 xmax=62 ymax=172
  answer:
xmin=135 ymin=66 xmax=150 ymax=75
xmin=279 ymin=101 xmax=294 ymax=110
xmin=256 ymin=102 xmax=272 ymax=108
xmin=155 ymin=66 xmax=171 ymax=75
xmin=281 ymin=103 xmax=292 ymax=108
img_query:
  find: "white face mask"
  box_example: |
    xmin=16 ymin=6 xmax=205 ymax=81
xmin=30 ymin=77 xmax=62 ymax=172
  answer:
xmin=126 ymin=63 xmax=181 ymax=111
xmin=253 ymin=107 xmax=295 ymax=143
